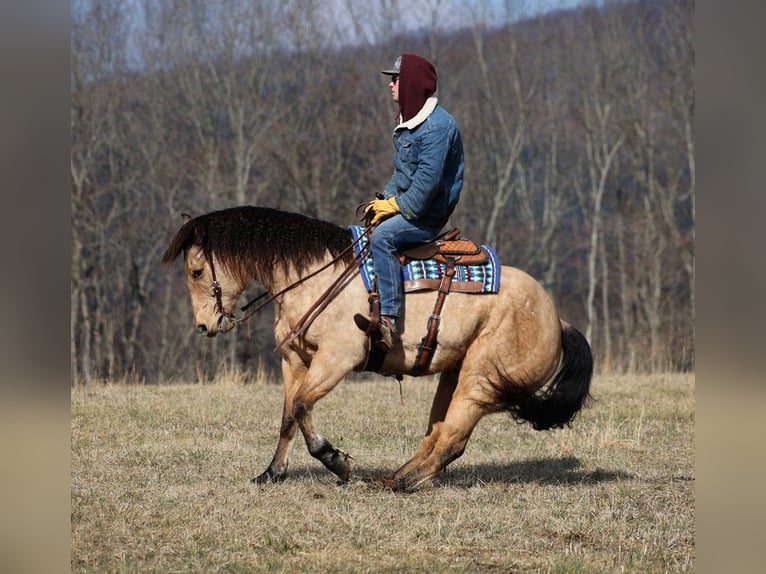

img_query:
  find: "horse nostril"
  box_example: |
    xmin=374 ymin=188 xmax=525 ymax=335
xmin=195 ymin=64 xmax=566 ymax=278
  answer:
xmin=197 ymin=324 xmax=207 ymax=334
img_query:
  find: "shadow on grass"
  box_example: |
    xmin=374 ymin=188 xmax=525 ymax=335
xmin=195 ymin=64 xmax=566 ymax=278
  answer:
xmin=441 ymin=455 xmax=635 ymax=486
xmin=248 ymin=456 xmax=634 ymax=489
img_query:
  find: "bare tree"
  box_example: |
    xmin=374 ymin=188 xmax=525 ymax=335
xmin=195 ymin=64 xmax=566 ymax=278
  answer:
xmin=71 ymin=0 xmax=694 ymax=382
xmin=619 ymin=0 xmax=694 ymax=370
xmin=71 ymin=0 xmax=136 ymax=382
xmin=569 ymin=7 xmax=629 ymax=370
xmin=464 ymin=19 xmax=534 ymax=249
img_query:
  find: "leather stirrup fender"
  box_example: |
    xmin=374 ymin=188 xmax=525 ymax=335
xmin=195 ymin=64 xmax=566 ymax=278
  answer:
xmin=411 ymin=257 xmax=457 ymax=376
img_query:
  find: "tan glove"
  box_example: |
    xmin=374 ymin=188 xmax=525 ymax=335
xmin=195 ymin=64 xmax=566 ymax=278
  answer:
xmin=367 ymin=197 xmax=400 ymax=225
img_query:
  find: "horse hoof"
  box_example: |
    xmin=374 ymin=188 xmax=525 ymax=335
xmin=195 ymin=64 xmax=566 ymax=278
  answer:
xmin=331 ymin=461 xmax=351 ymax=483
xmin=374 ymin=474 xmax=417 ymax=492
xmin=251 ymin=470 xmax=286 ymax=484
xmin=376 ymin=475 xmax=398 ymax=490
xmin=328 ymin=449 xmax=353 ymax=482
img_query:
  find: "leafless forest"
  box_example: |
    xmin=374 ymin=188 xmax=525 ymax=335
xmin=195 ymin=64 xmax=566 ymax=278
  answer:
xmin=70 ymin=0 xmax=694 ymax=384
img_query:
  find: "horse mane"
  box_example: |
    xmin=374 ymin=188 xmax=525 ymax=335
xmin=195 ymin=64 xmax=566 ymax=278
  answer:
xmin=161 ymin=206 xmax=354 ymax=284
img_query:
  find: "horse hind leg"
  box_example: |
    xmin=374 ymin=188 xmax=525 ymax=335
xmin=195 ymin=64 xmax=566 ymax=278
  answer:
xmin=427 ymin=367 xmax=460 ymax=434
xmin=378 ymin=367 xmax=460 ymax=484
xmin=381 ymin=376 xmax=491 ymax=492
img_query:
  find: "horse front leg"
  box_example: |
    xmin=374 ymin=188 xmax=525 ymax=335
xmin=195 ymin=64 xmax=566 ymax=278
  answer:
xmin=252 ymin=357 xmax=303 ymax=484
xmin=292 ymin=357 xmax=355 ymax=482
xmin=294 ymin=401 xmax=353 ymax=482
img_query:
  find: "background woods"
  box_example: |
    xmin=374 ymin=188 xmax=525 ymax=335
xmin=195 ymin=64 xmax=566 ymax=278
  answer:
xmin=70 ymin=0 xmax=694 ymax=383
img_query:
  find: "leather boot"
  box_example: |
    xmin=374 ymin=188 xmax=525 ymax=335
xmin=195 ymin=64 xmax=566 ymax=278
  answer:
xmin=376 ymin=315 xmax=400 ymax=352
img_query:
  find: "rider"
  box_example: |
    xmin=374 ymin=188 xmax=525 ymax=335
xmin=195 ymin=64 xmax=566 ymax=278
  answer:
xmin=360 ymin=53 xmax=465 ymax=351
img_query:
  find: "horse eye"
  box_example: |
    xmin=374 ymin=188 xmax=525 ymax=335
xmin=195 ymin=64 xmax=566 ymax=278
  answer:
xmin=191 ymin=269 xmax=203 ymax=280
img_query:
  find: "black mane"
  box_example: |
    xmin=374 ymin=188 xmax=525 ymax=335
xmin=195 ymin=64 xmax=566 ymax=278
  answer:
xmin=162 ymin=206 xmax=354 ymax=284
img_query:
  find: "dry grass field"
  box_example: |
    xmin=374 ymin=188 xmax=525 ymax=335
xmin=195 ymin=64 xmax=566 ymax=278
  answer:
xmin=71 ymin=372 xmax=694 ymax=572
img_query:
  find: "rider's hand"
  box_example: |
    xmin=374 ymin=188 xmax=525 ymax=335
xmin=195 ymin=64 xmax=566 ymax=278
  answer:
xmin=367 ymin=197 xmax=400 ymax=225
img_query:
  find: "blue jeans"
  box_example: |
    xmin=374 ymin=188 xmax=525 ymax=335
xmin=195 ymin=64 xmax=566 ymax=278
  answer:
xmin=369 ymin=214 xmax=443 ymax=318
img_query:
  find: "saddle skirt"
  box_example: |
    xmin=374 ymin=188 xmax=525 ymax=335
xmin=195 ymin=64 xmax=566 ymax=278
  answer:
xmin=349 ymin=226 xmax=501 ymax=294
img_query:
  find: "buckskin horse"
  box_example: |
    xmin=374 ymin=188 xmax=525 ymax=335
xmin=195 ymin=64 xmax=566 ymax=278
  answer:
xmin=161 ymin=206 xmax=593 ymax=491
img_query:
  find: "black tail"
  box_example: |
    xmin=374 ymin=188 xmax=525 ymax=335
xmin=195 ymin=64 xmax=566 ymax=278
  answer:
xmin=496 ymin=325 xmax=594 ymax=431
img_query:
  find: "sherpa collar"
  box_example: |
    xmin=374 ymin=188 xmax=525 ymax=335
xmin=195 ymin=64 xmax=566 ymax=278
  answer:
xmin=395 ymin=96 xmax=438 ymax=131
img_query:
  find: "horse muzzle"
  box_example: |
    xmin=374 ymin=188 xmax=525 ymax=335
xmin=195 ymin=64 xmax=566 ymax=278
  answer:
xmin=197 ymin=314 xmax=237 ymax=337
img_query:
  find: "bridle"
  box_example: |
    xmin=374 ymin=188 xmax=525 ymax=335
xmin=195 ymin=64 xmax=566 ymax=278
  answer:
xmin=203 ymin=247 xmax=237 ymax=329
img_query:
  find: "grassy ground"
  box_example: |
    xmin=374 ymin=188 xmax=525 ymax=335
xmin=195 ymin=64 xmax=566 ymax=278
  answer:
xmin=71 ymin=372 xmax=694 ymax=572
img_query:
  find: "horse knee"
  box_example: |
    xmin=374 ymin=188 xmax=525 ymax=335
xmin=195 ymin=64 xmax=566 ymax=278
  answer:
xmin=280 ymin=415 xmax=296 ymax=435
xmin=292 ymin=399 xmax=310 ymax=419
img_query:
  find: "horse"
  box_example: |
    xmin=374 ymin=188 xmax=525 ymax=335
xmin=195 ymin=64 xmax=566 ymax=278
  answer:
xmin=161 ymin=206 xmax=593 ymax=491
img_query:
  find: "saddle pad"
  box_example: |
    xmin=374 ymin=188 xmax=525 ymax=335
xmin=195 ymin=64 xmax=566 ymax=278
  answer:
xmin=349 ymin=226 xmax=501 ymax=294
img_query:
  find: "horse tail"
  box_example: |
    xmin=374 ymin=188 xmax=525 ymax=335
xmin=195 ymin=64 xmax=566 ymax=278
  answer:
xmin=493 ymin=324 xmax=594 ymax=431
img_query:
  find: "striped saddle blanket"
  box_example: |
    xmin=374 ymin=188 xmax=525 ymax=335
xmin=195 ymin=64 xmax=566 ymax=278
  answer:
xmin=349 ymin=226 xmax=501 ymax=294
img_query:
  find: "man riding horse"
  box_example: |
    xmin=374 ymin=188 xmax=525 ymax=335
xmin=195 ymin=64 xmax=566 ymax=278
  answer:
xmin=360 ymin=53 xmax=465 ymax=351
xmin=161 ymin=54 xmax=592 ymax=492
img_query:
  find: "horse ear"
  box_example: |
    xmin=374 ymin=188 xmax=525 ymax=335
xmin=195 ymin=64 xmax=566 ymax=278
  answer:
xmin=181 ymin=213 xmax=192 ymax=224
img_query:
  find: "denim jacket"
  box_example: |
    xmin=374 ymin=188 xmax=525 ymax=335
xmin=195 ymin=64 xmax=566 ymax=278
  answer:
xmin=382 ymin=97 xmax=464 ymax=228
